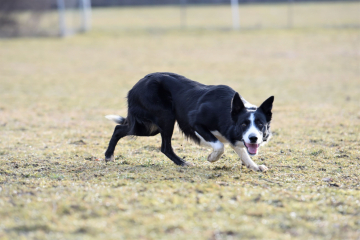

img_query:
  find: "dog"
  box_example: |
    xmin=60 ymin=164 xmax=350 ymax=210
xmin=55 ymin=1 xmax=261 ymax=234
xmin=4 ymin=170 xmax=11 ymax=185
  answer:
xmin=104 ymin=72 xmax=274 ymax=172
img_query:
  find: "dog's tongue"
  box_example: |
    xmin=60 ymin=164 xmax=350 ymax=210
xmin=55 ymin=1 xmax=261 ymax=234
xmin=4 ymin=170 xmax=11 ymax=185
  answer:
xmin=245 ymin=143 xmax=259 ymax=154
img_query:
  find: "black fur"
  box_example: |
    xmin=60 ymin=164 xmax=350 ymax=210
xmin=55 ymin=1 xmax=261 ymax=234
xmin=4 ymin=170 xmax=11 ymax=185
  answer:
xmin=105 ymin=72 xmax=273 ymax=166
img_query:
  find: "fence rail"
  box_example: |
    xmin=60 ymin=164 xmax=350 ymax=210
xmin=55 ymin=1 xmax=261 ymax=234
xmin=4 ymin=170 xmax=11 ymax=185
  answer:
xmin=0 ymin=0 xmax=359 ymax=37
xmin=89 ymin=1 xmax=360 ymax=31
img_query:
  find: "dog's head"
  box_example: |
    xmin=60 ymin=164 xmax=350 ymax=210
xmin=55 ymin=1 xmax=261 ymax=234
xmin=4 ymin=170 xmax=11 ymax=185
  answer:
xmin=231 ymin=93 xmax=274 ymax=156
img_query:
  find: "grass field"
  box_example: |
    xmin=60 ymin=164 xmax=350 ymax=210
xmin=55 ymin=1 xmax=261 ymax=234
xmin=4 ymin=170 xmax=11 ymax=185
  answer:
xmin=1 ymin=2 xmax=360 ymax=240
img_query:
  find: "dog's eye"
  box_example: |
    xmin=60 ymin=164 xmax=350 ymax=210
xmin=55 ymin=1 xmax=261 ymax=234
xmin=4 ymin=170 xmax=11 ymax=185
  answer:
xmin=241 ymin=123 xmax=247 ymax=127
xmin=258 ymin=123 xmax=263 ymax=127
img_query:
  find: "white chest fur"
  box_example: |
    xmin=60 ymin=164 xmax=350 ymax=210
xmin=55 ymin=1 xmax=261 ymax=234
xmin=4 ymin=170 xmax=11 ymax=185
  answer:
xmin=210 ymin=130 xmax=245 ymax=148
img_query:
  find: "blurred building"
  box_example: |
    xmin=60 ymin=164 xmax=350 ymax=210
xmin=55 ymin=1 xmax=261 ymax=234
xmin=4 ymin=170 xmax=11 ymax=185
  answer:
xmin=0 ymin=0 xmax=91 ymax=37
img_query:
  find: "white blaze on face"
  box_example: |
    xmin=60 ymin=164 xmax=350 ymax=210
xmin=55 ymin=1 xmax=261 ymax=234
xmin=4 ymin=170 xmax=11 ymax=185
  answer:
xmin=243 ymin=113 xmax=263 ymax=155
xmin=240 ymin=96 xmax=257 ymax=109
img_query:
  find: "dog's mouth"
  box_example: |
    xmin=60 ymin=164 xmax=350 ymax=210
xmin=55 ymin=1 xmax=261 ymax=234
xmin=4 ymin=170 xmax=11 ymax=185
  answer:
xmin=244 ymin=142 xmax=259 ymax=155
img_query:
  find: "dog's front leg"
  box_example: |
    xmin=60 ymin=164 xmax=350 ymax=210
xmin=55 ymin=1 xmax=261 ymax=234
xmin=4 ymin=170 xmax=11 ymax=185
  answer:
xmin=231 ymin=146 xmax=268 ymax=172
xmin=194 ymin=131 xmax=224 ymax=162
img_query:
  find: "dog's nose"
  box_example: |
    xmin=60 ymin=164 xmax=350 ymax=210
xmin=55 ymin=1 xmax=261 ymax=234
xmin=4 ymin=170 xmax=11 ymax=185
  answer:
xmin=249 ymin=135 xmax=258 ymax=143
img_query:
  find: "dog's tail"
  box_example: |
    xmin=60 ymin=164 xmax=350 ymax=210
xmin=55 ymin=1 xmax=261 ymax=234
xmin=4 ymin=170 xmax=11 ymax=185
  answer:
xmin=105 ymin=115 xmax=126 ymax=124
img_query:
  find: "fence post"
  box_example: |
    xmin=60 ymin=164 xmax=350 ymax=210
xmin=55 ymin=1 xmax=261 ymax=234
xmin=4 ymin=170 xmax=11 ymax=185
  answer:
xmin=57 ymin=0 xmax=66 ymax=37
xmin=180 ymin=0 xmax=187 ymax=28
xmin=231 ymin=0 xmax=240 ymax=30
xmin=287 ymin=0 xmax=293 ymax=28
xmin=80 ymin=0 xmax=92 ymax=32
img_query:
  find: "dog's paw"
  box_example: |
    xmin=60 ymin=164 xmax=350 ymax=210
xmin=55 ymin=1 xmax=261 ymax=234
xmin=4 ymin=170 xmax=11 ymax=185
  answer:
xmin=248 ymin=164 xmax=268 ymax=172
xmin=258 ymin=165 xmax=268 ymax=172
xmin=105 ymin=155 xmax=114 ymax=162
xmin=207 ymin=151 xmax=222 ymax=163
xmin=181 ymin=161 xmax=194 ymax=167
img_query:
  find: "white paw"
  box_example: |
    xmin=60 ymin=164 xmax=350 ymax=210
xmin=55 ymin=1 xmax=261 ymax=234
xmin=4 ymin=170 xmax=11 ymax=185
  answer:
xmin=105 ymin=155 xmax=114 ymax=162
xmin=249 ymin=164 xmax=268 ymax=172
xmin=207 ymin=151 xmax=222 ymax=163
xmin=182 ymin=161 xmax=194 ymax=167
xmin=258 ymin=165 xmax=268 ymax=172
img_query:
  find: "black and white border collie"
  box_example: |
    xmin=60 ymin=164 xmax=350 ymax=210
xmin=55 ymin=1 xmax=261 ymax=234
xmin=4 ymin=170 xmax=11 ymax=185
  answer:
xmin=105 ymin=72 xmax=274 ymax=172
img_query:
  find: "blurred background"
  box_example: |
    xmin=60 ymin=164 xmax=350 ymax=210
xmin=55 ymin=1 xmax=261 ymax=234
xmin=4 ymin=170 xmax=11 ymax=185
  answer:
xmin=0 ymin=0 xmax=359 ymax=134
xmin=0 ymin=0 xmax=359 ymax=120
xmin=0 ymin=0 xmax=359 ymax=37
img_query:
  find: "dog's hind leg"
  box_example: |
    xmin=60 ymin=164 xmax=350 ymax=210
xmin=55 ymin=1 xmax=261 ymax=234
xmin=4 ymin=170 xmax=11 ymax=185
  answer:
xmin=105 ymin=125 xmax=129 ymax=162
xmin=194 ymin=126 xmax=224 ymax=163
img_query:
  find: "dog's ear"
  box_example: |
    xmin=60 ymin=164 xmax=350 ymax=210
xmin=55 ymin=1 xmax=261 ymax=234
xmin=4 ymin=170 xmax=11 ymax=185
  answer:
xmin=259 ymin=96 xmax=274 ymax=122
xmin=231 ymin=92 xmax=245 ymax=119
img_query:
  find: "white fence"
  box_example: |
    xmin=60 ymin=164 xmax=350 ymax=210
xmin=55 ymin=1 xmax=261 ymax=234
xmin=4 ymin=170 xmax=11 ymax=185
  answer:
xmin=88 ymin=1 xmax=360 ymax=32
